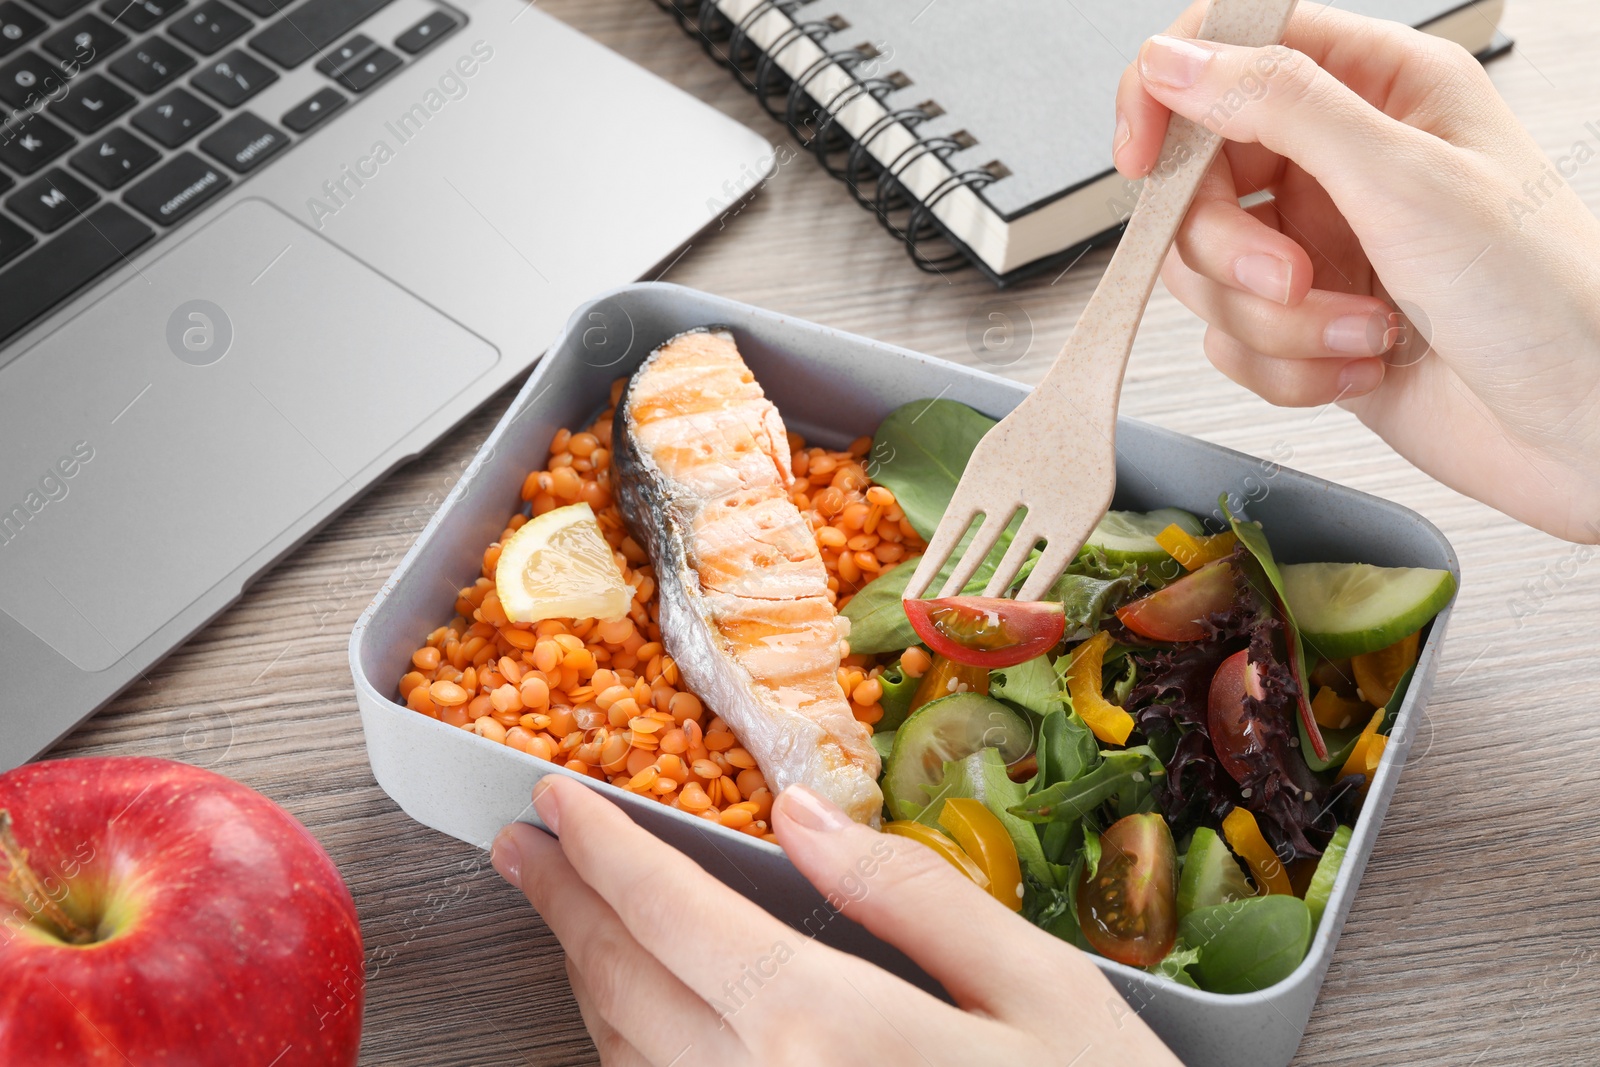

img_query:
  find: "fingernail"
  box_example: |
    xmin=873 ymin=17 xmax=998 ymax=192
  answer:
xmin=1234 ymin=254 xmax=1293 ymax=305
xmin=1140 ymin=35 xmax=1212 ymax=89
xmin=778 ymin=785 xmax=852 ymax=832
xmin=1324 ymin=312 xmax=1390 ymax=355
xmin=1112 ymin=112 xmax=1132 ymax=159
xmin=532 ymin=778 xmax=561 ymax=836
xmin=1337 ymin=358 xmax=1386 ymax=397
xmin=490 ymin=826 xmax=522 ymax=887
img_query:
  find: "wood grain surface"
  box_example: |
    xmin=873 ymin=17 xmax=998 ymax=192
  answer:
xmin=51 ymin=2 xmax=1600 ymax=1064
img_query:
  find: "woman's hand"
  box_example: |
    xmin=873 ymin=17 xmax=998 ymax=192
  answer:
xmin=490 ymin=776 xmax=1180 ymax=1066
xmin=1115 ymin=3 xmax=1600 ymax=543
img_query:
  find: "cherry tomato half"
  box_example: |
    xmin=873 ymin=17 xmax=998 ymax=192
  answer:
xmin=902 ymin=596 xmax=1066 ymax=668
xmin=1207 ymin=649 xmax=1271 ymax=787
xmin=1077 ymin=813 xmax=1178 ymax=968
xmin=1115 ymin=559 xmax=1236 ymax=642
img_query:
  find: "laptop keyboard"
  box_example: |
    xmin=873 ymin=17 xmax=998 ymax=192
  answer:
xmin=0 ymin=0 xmax=461 ymax=344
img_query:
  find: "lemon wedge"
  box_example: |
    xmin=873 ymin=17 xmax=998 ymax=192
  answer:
xmin=494 ymin=502 xmax=632 ymax=623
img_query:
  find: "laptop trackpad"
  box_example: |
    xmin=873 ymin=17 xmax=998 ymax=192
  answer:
xmin=0 ymin=199 xmax=498 ymax=672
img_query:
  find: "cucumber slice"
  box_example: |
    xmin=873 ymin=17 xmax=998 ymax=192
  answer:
xmin=882 ymin=694 xmax=1031 ymax=821
xmin=1304 ymin=824 xmax=1352 ymax=928
xmin=1086 ymin=508 xmax=1204 ymax=567
xmin=1281 ymin=562 xmax=1455 ymax=661
xmin=1177 ymin=827 xmax=1255 ymax=917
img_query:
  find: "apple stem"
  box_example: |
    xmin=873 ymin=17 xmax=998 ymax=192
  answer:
xmin=0 ymin=810 xmax=93 ymax=946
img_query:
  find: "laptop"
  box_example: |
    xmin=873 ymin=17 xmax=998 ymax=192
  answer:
xmin=0 ymin=0 xmax=772 ymax=768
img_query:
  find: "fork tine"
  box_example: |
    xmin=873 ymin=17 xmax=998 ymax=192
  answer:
xmin=1017 ymin=539 xmax=1079 ymax=603
xmin=902 ymin=503 xmax=979 ymax=601
xmin=980 ymin=514 xmax=1043 ymax=597
xmin=936 ymin=507 xmax=1018 ymax=598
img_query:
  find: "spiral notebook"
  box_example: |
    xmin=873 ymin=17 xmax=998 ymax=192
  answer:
xmin=657 ymin=0 xmax=1511 ymax=286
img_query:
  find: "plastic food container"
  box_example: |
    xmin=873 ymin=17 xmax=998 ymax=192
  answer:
xmin=350 ymin=282 xmax=1457 ymax=1067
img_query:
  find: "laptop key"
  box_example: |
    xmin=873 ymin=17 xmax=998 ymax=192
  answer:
xmin=231 ymin=0 xmax=286 ymax=15
xmin=51 ymin=71 xmax=135 ymax=132
xmin=0 ymin=2 xmax=46 ymax=59
xmin=7 ymin=166 xmax=98 ymax=231
xmin=168 ymin=0 xmax=248 ymax=55
xmin=0 ymin=170 xmax=12 ymax=193
xmin=190 ymin=46 xmax=273 ymax=105
xmin=123 ymin=149 xmax=227 ymax=223
xmin=42 ymin=13 xmax=128 ymax=67
xmin=108 ymin=34 xmax=194 ymax=91
xmin=100 ymin=0 xmax=187 ymax=33
xmin=131 ymin=85 xmax=217 ymax=146
xmin=0 ymin=113 xmax=75 ymax=173
xmin=331 ymin=43 xmax=396 ymax=92
xmin=0 ymin=213 xmax=35 ymax=267
xmin=0 ymin=49 xmax=67 ymax=107
xmin=69 ymin=125 xmax=158 ymax=187
xmin=394 ymin=10 xmax=454 ymax=55
xmin=0 ymin=202 xmax=152 ymax=342
xmin=249 ymin=0 xmax=391 ymax=68
xmin=198 ymin=109 xmax=284 ymax=172
xmin=280 ymin=84 xmax=342 ymax=132
xmin=313 ymin=31 xmax=368 ymax=76
xmin=20 ymin=0 xmax=91 ymax=19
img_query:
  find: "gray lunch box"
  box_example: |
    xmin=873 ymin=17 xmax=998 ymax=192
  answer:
xmin=349 ymin=282 xmax=1457 ymax=1067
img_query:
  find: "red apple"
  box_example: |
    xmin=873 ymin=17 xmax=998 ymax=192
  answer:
xmin=0 ymin=757 xmax=363 ymax=1064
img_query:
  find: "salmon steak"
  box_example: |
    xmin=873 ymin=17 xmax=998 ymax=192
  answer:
xmin=613 ymin=328 xmax=883 ymax=825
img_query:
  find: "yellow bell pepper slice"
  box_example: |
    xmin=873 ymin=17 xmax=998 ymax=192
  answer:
xmin=1064 ymin=631 xmax=1135 ymax=745
xmin=1155 ymin=524 xmax=1239 ymax=571
xmin=1221 ymin=806 xmax=1293 ymax=896
xmin=1351 ymin=630 xmax=1419 ymax=708
xmin=883 ymin=821 xmax=990 ymax=889
xmin=1337 ymin=707 xmax=1387 ymax=782
xmin=1311 ymin=686 xmax=1370 ymax=731
xmin=937 ymin=798 xmax=1024 ymax=911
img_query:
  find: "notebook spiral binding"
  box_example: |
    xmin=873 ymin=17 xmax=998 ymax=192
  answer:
xmin=650 ymin=0 xmax=1000 ymax=277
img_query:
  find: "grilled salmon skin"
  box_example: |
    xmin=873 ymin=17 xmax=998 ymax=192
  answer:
xmin=613 ymin=328 xmax=883 ymax=825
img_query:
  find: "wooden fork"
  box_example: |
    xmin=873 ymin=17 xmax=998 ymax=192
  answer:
xmin=903 ymin=0 xmax=1300 ymax=604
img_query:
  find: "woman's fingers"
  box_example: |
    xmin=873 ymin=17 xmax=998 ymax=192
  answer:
xmin=1162 ymin=248 xmax=1395 ymax=364
xmin=771 ymin=786 xmax=1104 ymax=1024
xmin=1131 ymin=33 xmax=1433 ymax=205
xmin=526 ymin=777 xmax=811 ymax=1039
xmin=567 ymin=958 xmax=655 ymax=1067
xmin=1203 ymin=326 xmax=1386 ymax=407
xmin=1113 ymin=2 xmax=1490 ymax=179
xmin=490 ymin=819 xmax=740 ymax=1064
xmin=1172 ymin=153 xmax=1314 ymax=307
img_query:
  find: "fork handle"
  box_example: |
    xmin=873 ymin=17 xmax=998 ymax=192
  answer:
xmin=1034 ymin=0 xmax=1299 ymax=415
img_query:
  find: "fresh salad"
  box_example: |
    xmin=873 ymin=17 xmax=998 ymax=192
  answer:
xmin=844 ymin=398 xmax=1455 ymax=994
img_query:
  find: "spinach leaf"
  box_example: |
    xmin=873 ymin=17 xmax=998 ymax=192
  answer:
xmin=1009 ymin=748 xmax=1165 ymax=825
xmin=869 ymin=398 xmax=997 ymax=539
xmin=1178 ymin=895 xmax=1313 ymax=995
xmin=911 ymin=748 xmax=1049 ymax=884
xmin=841 ymin=562 xmax=923 ymax=655
xmin=1149 ymin=943 xmax=1203 ymax=988
xmin=1050 ymin=572 xmax=1136 ymax=641
xmin=842 ymin=550 xmax=1012 ymax=654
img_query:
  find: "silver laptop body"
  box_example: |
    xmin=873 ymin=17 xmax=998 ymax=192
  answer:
xmin=0 ymin=0 xmax=772 ymax=767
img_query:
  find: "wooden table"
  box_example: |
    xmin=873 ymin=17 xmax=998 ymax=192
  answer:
xmin=55 ymin=2 xmax=1600 ymax=1063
